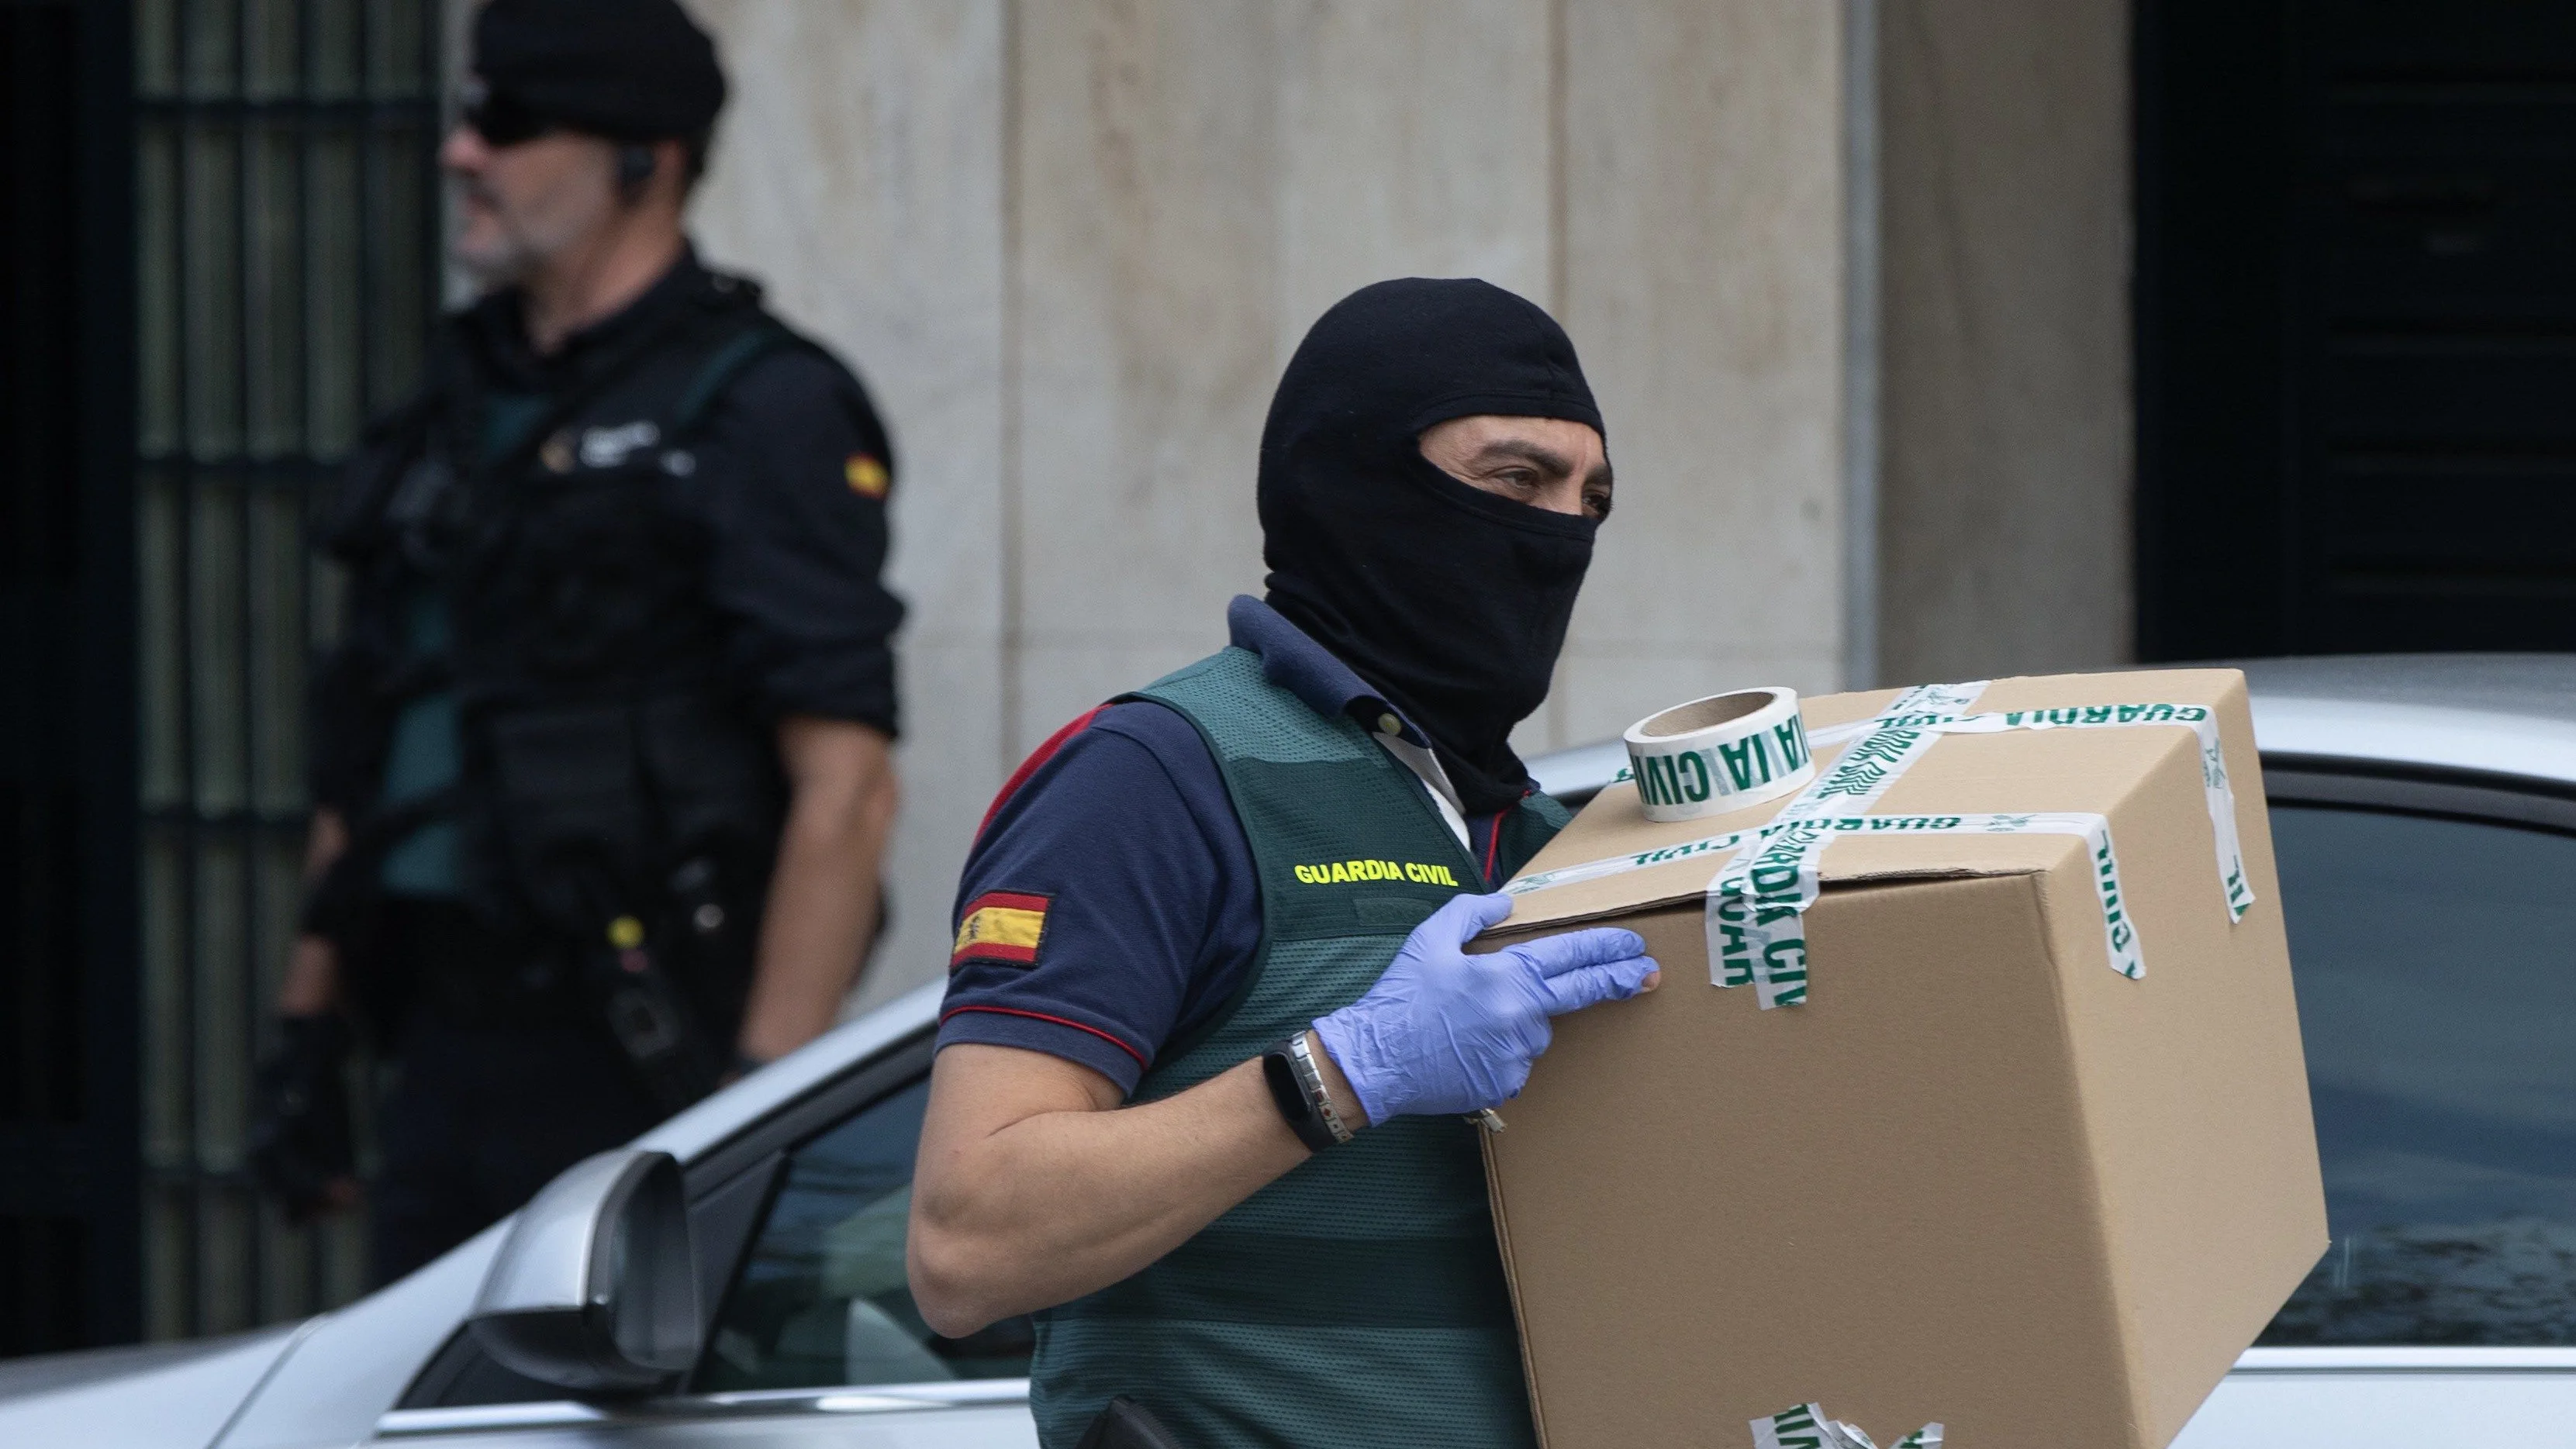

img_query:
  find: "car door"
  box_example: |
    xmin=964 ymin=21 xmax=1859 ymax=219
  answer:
xmin=2177 ymin=761 xmax=2576 ymax=1444
xmin=370 ymin=1031 xmax=1041 ymax=1448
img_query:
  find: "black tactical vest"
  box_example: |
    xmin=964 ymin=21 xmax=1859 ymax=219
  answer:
xmin=309 ymin=265 xmax=818 ymax=1089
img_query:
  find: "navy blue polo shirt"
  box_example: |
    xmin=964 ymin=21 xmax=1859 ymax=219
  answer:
xmin=936 ymin=595 xmax=1529 ymax=1094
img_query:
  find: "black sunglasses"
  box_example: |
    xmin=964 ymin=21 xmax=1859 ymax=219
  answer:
xmin=459 ymin=81 xmax=554 ymax=148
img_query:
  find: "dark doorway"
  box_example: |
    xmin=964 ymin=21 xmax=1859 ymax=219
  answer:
xmin=2 ymin=0 xmax=443 ymax=1356
xmin=1 ymin=0 xmax=140 ymax=1354
xmin=2137 ymin=2 xmax=2576 ymax=660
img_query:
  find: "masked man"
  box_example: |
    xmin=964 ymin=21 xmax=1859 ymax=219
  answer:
xmin=249 ymin=0 xmax=903 ymax=1284
xmin=910 ymin=278 xmax=1659 ymax=1448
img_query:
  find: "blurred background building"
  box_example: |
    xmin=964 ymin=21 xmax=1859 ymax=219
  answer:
xmin=3 ymin=0 xmax=2570 ymax=1353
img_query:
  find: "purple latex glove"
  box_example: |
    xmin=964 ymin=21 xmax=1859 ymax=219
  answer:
xmin=1312 ymin=892 xmax=1659 ymax=1125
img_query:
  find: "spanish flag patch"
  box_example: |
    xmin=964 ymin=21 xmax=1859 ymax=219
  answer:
xmin=844 ymin=452 xmax=890 ymax=499
xmin=951 ymin=890 xmax=1051 ymax=968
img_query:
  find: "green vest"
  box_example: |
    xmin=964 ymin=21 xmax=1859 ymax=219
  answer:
xmin=1030 ymin=646 xmax=1569 ymax=1449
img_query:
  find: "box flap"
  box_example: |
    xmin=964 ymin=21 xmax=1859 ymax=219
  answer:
xmin=1497 ymin=670 xmax=2248 ymax=933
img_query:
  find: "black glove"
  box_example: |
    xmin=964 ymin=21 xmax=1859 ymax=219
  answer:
xmin=247 ymin=1014 xmax=356 ymax=1223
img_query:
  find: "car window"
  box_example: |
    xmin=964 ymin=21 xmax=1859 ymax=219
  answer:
xmin=695 ymin=1077 xmax=1034 ymax=1390
xmin=2259 ymin=803 xmax=2576 ymax=1345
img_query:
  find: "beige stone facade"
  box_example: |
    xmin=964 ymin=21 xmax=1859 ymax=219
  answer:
xmin=1880 ymin=0 xmax=2132 ymax=686
xmin=670 ymin=0 xmax=2129 ymax=1006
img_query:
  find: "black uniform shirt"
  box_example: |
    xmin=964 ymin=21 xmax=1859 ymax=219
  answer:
xmin=367 ymin=250 xmax=902 ymax=895
xmin=455 ymin=248 xmax=905 ymax=734
xmin=937 ymin=598 xmax=1542 ymax=1094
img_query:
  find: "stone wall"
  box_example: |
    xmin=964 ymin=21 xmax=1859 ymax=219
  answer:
xmin=1877 ymin=0 xmax=2132 ymax=685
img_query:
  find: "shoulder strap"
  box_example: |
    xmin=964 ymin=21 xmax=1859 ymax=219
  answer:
xmin=669 ymin=322 xmax=802 ymax=440
xmin=325 ymin=321 xmax=469 ymax=554
xmin=461 ymin=286 xmax=765 ymax=479
xmin=1125 ymin=647 xmax=1376 ymax=768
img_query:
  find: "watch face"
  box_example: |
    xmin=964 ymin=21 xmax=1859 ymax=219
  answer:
xmin=1262 ymin=1047 xmax=1309 ymax=1116
xmin=1263 ymin=1044 xmax=1338 ymax=1152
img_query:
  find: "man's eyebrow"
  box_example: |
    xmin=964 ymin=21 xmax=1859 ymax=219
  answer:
xmin=1469 ymin=438 xmax=1577 ymax=476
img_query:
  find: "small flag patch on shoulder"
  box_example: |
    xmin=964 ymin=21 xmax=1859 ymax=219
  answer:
xmin=951 ymin=891 xmax=1051 ymax=968
xmin=844 ymin=452 xmax=890 ymax=499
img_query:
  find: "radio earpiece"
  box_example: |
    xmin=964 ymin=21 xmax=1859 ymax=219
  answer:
xmin=615 ymin=144 xmax=656 ymax=202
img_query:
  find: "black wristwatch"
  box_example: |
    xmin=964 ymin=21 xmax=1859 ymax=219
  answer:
xmin=1261 ymin=1032 xmax=1355 ymax=1152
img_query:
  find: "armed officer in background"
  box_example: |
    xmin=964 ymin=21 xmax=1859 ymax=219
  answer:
xmin=248 ymin=0 xmax=905 ymax=1284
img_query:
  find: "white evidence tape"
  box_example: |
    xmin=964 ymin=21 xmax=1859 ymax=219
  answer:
xmin=1780 ymin=679 xmax=1992 ymax=819
xmin=1925 ymin=704 xmax=2253 ymax=923
xmin=1710 ymin=680 xmax=1999 ymax=1006
xmin=1708 ymin=810 xmax=2140 ymax=1008
xmin=1504 ymin=683 xmax=2003 ymax=902
xmin=1803 ymin=678 xmax=1995 ymax=749
xmin=1752 ymin=1402 xmax=1942 ymax=1449
xmin=1711 ymin=695 xmax=2250 ymax=1006
xmin=1725 ymin=685 xmax=2260 ymax=1005
xmin=1622 ymin=688 xmax=1817 ymax=823
xmin=1511 ymin=683 xmax=2253 ymax=1006
xmin=1504 ymin=819 xmax=1780 ymax=896
xmin=1787 ymin=694 xmax=2250 ymax=926
xmin=1502 ymin=809 xmax=2139 ymax=1006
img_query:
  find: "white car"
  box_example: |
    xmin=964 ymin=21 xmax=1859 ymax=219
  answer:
xmin=5 ymin=655 xmax=2574 ymax=1447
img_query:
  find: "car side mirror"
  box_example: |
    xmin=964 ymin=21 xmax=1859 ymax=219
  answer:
xmin=465 ymin=1147 xmax=700 ymax=1394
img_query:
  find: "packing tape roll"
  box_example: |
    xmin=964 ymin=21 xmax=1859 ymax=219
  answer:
xmin=1624 ymin=688 xmax=1815 ymax=823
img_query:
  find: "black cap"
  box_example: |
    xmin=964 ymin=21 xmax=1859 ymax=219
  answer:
xmin=471 ymin=0 xmax=727 ymax=142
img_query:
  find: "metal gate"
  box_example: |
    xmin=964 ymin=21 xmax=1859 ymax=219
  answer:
xmin=130 ymin=0 xmax=441 ymax=1340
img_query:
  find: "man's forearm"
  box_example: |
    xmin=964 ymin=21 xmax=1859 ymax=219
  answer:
xmin=738 ymin=717 xmax=897 ymax=1063
xmin=908 ymin=1044 xmax=1320 ymax=1337
xmin=278 ymin=809 xmax=350 ymax=1016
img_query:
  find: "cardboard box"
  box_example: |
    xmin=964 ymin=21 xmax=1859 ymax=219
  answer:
xmin=1483 ymin=669 xmax=2326 ymax=1449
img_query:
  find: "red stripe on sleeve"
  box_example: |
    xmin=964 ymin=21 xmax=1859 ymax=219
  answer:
xmin=940 ymin=1004 xmax=1149 ymax=1068
xmin=975 ymin=706 xmax=1107 ymax=842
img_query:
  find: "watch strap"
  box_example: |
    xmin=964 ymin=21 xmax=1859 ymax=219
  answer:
xmin=1262 ymin=1036 xmax=1344 ymax=1153
xmin=1286 ymin=1031 xmax=1355 ymax=1144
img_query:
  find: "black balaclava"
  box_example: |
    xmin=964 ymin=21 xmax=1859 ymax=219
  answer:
xmin=1260 ymin=278 xmax=1606 ymax=816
